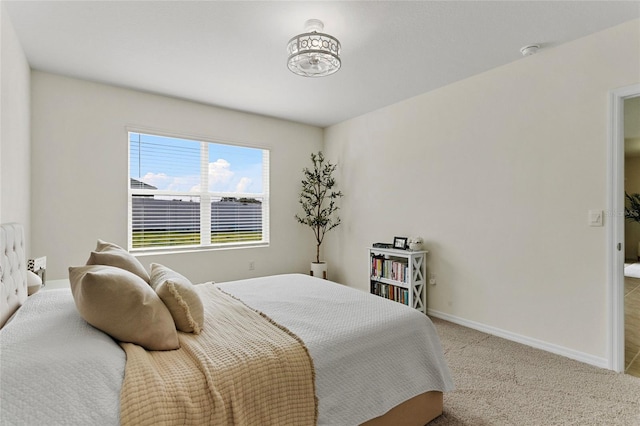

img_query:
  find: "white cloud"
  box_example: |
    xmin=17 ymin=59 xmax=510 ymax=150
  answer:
xmin=142 ymin=172 xmax=198 ymax=192
xmin=139 ymin=158 xmax=260 ymax=195
xmin=169 ymin=175 xmax=199 ymax=192
xmin=236 ymin=177 xmax=252 ymax=193
xmin=209 ymin=158 xmax=233 ymax=184
xmin=208 ymin=159 xmax=234 ymax=191
xmin=141 ymin=172 xmax=172 ymax=189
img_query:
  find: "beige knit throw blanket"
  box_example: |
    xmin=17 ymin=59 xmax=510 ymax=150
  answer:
xmin=119 ymin=283 xmax=317 ymax=426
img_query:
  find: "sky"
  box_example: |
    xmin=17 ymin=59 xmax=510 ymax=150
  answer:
xmin=129 ymin=132 xmax=265 ymax=195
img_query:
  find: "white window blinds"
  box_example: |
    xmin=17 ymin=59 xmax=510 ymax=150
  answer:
xmin=128 ymin=132 xmax=269 ymax=251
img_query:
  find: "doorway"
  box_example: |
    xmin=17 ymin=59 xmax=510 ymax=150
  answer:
xmin=622 ymin=96 xmax=640 ymax=377
xmin=609 ymin=84 xmax=640 ymax=374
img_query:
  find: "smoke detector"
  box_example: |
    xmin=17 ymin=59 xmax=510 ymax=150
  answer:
xmin=520 ymin=44 xmax=540 ymax=56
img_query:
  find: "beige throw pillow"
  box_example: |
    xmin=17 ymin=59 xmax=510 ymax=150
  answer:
xmin=150 ymin=263 xmax=204 ymax=334
xmin=86 ymin=240 xmax=150 ymax=283
xmin=69 ymin=264 xmax=179 ymax=350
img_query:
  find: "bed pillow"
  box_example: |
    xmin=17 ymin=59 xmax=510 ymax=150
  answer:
xmin=69 ymin=264 xmax=179 ymax=350
xmin=150 ymin=263 xmax=204 ymax=334
xmin=86 ymin=240 xmax=150 ymax=283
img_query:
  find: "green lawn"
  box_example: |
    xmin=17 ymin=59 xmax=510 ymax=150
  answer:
xmin=132 ymin=231 xmax=262 ymax=248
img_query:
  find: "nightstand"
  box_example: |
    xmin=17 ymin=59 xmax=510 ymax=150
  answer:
xmin=27 ymin=271 xmax=42 ymax=295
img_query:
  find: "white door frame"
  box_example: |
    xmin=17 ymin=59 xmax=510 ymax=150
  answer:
xmin=608 ymin=83 xmax=640 ymax=372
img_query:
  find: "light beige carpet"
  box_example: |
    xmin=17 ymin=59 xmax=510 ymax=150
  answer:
xmin=430 ymin=318 xmax=640 ymax=425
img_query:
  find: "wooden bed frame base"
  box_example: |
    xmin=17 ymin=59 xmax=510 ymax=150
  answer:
xmin=361 ymin=391 xmax=443 ymax=426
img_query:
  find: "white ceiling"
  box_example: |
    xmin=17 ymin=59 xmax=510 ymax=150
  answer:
xmin=4 ymin=1 xmax=639 ymax=128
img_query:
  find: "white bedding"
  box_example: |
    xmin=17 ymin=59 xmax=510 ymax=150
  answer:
xmin=0 ymin=274 xmax=453 ymax=425
xmin=0 ymin=289 xmax=125 ymax=426
xmin=218 ymin=274 xmax=454 ymax=425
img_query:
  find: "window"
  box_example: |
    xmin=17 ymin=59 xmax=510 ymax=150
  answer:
xmin=128 ymin=132 xmax=269 ymax=251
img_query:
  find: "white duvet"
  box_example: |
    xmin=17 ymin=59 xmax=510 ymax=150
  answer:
xmin=0 ymin=289 xmax=125 ymax=426
xmin=0 ymin=273 xmax=453 ymax=425
xmin=217 ymin=274 xmax=454 ymax=425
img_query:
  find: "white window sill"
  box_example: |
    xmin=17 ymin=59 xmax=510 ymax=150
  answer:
xmin=131 ymin=241 xmax=269 ymax=257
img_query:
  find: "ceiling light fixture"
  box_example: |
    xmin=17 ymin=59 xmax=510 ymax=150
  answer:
xmin=287 ymin=19 xmax=341 ymax=77
xmin=520 ymin=44 xmax=540 ymax=56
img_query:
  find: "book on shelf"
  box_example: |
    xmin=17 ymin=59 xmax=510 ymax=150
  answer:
xmin=370 ymin=254 xmax=409 ymax=283
xmin=370 ymin=281 xmax=410 ymax=305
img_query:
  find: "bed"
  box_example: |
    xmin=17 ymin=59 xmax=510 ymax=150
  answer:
xmin=0 ymin=223 xmax=454 ymax=425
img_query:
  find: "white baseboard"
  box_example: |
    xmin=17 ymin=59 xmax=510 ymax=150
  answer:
xmin=427 ymin=309 xmax=609 ymax=370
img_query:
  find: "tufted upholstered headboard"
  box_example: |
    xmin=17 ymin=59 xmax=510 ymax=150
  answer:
xmin=0 ymin=223 xmax=28 ymax=328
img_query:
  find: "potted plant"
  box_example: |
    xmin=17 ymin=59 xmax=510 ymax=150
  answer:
xmin=295 ymin=151 xmax=344 ymax=278
xmin=626 ymin=192 xmax=640 ymax=222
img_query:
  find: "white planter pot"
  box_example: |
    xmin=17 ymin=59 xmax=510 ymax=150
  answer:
xmin=310 ymin=262 xmax=328 ymax=279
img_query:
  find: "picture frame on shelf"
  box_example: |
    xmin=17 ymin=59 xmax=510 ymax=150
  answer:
xmin=393 ymin=236 xmax=408 ymax=250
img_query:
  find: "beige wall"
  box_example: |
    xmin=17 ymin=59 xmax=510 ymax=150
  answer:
xmin=324 ymin=20 xmax=640 ymax=363
xmin=1 ymin=4 xmax=31 ymax=247
xmin=31 ymin=72 xmax=323 ymax=282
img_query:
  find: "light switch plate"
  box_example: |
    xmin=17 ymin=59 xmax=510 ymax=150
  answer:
xmin=589 ymin=210 xmax=603 ymax=227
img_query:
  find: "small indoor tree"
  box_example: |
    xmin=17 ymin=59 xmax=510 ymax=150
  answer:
xmin=295 ymin=152 xmax=344 ymax=267
xmin=626 ymin=192 xmax=640 ymax=260
xmin=626 ymin=192 xmax=640 ymax=223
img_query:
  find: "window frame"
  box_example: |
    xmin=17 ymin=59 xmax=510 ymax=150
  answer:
xmin=127 ymin=129 xmax=270 ymax=254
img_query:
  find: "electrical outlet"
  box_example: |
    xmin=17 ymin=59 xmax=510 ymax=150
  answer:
xmin=248 ymin=261 xmax=255 ymax=271
xmin=429 ymin=273 xmax=436 ymax=285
